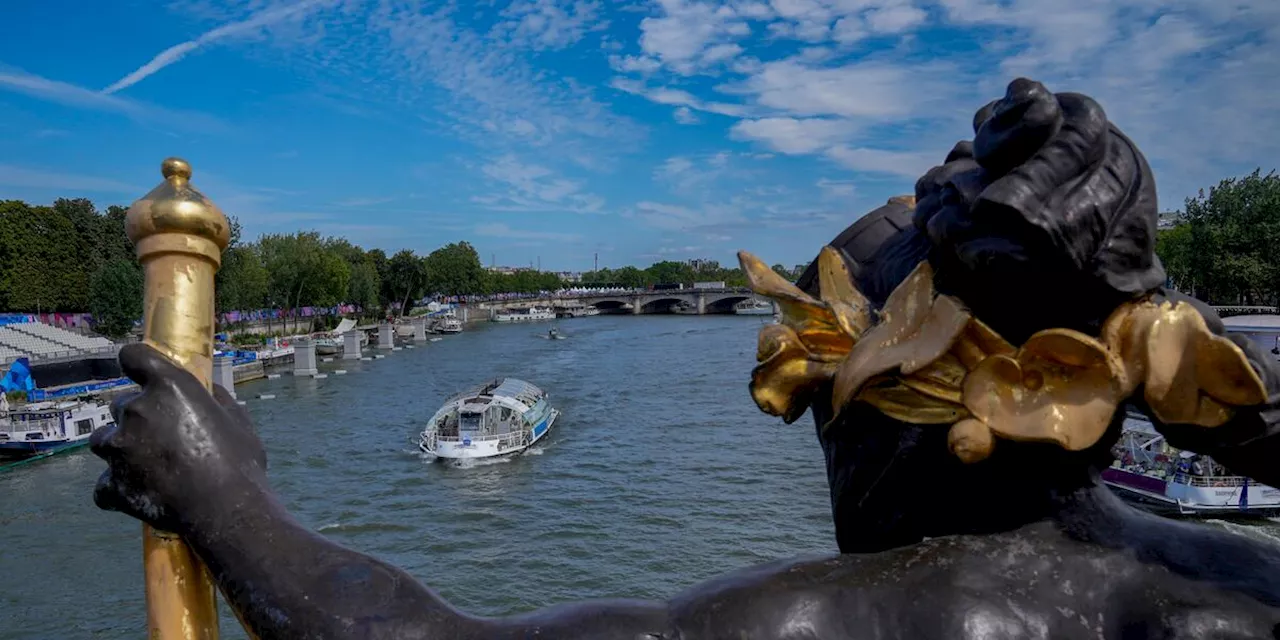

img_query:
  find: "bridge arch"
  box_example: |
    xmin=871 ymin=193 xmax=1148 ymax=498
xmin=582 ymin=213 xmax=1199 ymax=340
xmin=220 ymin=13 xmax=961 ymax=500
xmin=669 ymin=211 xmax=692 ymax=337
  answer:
xmin=704 ymin=294 xmax=752 ymax=314
xmin=589 ymin=298 xmax=632 ymax=314
xmin=640 ymin=296 xmax=688 ymax=314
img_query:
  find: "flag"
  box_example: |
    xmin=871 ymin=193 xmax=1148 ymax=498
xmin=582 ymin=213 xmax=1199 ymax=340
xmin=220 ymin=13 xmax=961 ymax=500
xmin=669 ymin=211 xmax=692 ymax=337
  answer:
xmin=0 ymin=357 xmax=35 ymax=393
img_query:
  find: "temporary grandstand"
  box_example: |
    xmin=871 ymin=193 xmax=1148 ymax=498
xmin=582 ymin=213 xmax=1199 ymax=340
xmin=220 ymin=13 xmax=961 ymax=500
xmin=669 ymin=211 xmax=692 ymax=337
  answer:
xmin=0 ymin=322 xmax=117 ymax=364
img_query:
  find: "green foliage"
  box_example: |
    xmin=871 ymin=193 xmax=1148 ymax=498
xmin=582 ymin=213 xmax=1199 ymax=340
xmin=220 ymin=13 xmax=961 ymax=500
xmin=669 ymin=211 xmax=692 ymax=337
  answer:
xmin=1156 ymin=169 xmax=1280 ymax=305
xmin=2 ymin=195 xmax=802 ymax=333
xmin=580 ymin=259 xmax=750 ymax=289
xmin=0 ymin=199 xmax=114 ymax=312
xmin=89 ymin=258 xmax=143 ymax=338
xmin=425 ymin=241 xmax=486 ymax=296
xmin=388 ymin=249 xmax=428 ymax=314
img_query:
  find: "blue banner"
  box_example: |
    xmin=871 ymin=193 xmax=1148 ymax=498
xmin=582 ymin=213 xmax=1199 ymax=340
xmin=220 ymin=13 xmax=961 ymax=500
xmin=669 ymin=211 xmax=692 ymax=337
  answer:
xmin=26 ymin=377 xmax=134 ymax=402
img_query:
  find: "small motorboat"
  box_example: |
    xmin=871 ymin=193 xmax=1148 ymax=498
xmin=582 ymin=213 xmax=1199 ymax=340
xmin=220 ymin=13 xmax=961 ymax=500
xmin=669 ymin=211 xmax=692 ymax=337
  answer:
xmin=548 ymin=327 xmax=564 ymax=340
xmin=418 ymin=378 xmax=560 ymax=460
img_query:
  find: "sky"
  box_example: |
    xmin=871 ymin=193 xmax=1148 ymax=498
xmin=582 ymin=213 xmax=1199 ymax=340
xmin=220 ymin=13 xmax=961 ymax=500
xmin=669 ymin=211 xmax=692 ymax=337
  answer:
xmin=0 ymin=0 xmax=1276 ymax=273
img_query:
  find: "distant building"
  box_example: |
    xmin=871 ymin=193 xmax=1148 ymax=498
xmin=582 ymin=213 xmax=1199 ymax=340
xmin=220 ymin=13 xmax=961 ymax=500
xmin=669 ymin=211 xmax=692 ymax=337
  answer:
xmin=556 ymin=271 xmax=583 ymax=283
xmin=1157 ymin=211 xmax=1183 ymax=230
xmin=486 ymin=265 xmax=534 ymax=275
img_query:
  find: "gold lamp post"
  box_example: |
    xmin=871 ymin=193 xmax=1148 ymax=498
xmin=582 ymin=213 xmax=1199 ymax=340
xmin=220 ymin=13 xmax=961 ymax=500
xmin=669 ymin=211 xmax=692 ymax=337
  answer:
xmin=125 ymin=157 xmax=227 ymax=640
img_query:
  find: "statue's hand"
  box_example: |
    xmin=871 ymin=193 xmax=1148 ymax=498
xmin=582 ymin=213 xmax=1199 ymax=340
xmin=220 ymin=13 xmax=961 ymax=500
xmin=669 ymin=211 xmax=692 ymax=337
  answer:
xmin=91 ymin=343 xmax=268 ymax=534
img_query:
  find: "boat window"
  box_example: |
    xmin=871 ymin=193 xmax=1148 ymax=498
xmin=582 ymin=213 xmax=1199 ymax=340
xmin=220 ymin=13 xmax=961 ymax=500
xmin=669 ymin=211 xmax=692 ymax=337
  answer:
xmin=459 ymin=412 xmax=482 ymax=432
xmin=76 ymin=419 xmax=94 ymax=436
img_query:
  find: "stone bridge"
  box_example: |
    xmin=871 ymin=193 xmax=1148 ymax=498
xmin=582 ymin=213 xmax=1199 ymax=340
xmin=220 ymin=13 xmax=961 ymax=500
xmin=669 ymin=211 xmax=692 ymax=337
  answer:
xmin=471 ymin=288 xmax=773 ymax=315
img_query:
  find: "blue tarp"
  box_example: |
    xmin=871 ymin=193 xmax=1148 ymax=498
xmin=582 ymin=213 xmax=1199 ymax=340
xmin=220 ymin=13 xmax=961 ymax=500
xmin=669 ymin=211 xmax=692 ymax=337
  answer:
xmin=1 ymin=358 xmax=35 ymax=393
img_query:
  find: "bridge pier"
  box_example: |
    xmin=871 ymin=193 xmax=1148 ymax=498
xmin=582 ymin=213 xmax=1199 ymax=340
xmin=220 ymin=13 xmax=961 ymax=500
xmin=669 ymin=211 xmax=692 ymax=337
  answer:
xmin=378 ymin=322 xmax=395 ymax=350
xmin=342 ymin=331 xmax=361 ymax=359
xmin=293 ymin=337 xmax=318 ymax=376
xmin=696 ymin=293 xmax=706 ymax=315
xmin=214 ymin=356 xmax=235 ymax=399
xmin=631 ymin=300 xmax=641 ymax=315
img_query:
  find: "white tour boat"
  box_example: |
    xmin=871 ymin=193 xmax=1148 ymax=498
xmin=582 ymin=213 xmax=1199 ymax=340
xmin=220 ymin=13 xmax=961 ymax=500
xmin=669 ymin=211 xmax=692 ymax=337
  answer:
xmin=735 ymin=299 xmax=775 ymax=316
xmin=436 ymin=317 xmax=463 ymax=334
xmin=0 ymin=399 xmax=114 ymax=460
xmin=492 ymin=306 xmax=556 ymax=323
xmin=418 ymin=378 xmax=560 ymax=460
xmin=1102 ymin=414 xmax=1280 ymax=517
xmin=671 ymin=301 xmax=699 ymax=315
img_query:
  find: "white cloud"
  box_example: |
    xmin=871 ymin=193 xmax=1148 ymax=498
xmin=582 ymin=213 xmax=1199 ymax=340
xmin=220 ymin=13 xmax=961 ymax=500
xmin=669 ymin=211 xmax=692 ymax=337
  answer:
xmin=103 ymin=0 xmax=333 ymax=94
xmin=0 ymin=68 xmax=226 ymax=132
xmin=825 ymin=145 xmax=937 ymax=178
xmin=610 ymin=77 xmax=749 ymax=117
xmin=475 ymin=155 xmax=606 ymax=213
xmin=673 ymin=106 xmax=701 ymax=124
xmin=816 ymin=177 xmax=856 ymax=197
xmin=730 ymin=117 xmax=860 ymax=153
xmin=864 ymin=4 xmax=926 ymax=33
xmin=632 ymin=201 xmax=747 ymax=230
xmin=475 ymin=222 xmax=583 ymax=242
xmin=492 ymin=0 xmax=607 ymax=50
xmin=0 ymin=164 xmax=140 ymax=193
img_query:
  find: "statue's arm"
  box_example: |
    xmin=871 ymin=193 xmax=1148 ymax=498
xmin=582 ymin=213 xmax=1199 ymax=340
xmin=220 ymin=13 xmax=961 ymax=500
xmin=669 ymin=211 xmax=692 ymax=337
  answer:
xmin=188 ymin=490 xmax=670 ymax=639
xmin=1146 ymin=291 xmax=1280 ymax=488
xmin=90 ymin=343 xmax=671 ymax=639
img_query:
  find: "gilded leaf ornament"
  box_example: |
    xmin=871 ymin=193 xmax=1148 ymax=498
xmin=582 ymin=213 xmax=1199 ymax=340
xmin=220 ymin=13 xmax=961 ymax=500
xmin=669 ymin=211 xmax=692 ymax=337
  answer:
xmin=740 ymin=239 xmax=1269 ymax=464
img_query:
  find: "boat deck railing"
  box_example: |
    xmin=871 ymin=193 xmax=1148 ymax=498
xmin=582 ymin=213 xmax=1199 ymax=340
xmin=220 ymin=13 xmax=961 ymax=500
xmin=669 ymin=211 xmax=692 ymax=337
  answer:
xmin=1173 ymin=473 xmax=1251 ymax=488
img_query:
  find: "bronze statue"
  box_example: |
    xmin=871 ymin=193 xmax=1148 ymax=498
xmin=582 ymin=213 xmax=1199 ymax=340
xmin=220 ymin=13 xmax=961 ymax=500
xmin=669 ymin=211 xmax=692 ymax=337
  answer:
xmin=93 ymin=79 xmax=1280 ymax=639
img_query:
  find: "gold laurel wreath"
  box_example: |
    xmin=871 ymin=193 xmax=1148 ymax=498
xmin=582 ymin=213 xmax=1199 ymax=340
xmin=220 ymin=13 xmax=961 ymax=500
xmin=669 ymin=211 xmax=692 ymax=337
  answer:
xmin=739 ymin=201 xmax=1267 ymax=463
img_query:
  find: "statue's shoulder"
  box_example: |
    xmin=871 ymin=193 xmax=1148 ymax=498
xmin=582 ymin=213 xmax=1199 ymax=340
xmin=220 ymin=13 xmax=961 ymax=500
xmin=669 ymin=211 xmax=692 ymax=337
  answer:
xmin=671 ymin=524 xmax=1280 ymax=639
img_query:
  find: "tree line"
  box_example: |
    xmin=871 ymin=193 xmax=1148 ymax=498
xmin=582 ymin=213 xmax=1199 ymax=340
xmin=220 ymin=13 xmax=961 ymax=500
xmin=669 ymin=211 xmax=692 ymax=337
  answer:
xmin=12 ymin=168 xmax=1265 ymax=339
xmin=0 ymin=197 xmax=803 ymax=338
xmin=1156 ymin=169 xmax=1280 ymax=307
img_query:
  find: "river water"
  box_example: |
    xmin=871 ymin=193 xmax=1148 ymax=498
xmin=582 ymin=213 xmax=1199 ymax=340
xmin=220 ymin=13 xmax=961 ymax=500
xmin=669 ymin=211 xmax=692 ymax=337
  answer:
xmin=2 ymin=314 xmax=1277 ymax=638
xmin=1 ymin=315 xmax=835 ymax=638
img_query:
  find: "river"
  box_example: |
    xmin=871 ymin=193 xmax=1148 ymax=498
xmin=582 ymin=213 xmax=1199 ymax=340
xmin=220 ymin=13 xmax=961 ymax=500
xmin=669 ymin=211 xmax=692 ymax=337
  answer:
xmin=2 ymin=314 xmax=1278 ymax=639
xmin=1 ymin=314 xmax=835 ymax=638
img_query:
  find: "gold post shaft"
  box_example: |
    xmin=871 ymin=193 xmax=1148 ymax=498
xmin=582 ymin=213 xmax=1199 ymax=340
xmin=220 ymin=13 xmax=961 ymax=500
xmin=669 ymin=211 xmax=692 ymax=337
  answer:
xmin=126 ymin=158 xmax=229 ymax=640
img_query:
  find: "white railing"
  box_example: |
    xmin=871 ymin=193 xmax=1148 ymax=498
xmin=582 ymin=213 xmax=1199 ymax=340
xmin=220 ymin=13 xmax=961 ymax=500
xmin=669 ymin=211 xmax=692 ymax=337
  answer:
xmin=426 ymin=430 xmax=525 ymax=449
xmin=1174 ymin=474 xmax=1250 ymax=488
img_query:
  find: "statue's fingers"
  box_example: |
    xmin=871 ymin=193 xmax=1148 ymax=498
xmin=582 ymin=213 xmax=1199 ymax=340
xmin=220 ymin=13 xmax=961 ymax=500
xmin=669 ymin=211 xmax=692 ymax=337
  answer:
xmin=89 ymin=422 xmax=124 ymax=463
xmin=210 ymin=384 xmax=268 ymax=468
xmin=973 ymin=78 xmax=1064 ymax=176
xmin=212 ymin=384 xmax=255 ymax=431
xmin=93 ymin=468 xmax=125 ymax=513
xmin=109 ymin=391 xmax=141 ymax=429
xmin=118 ymin=343 xmax=206 ymax=400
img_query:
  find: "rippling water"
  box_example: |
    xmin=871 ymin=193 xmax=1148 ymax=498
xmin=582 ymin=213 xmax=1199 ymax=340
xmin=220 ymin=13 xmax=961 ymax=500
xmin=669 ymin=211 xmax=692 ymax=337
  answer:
xmin=0 ymin=315 xmax=835 ymax=638
xmin=4 ymin=314 xmax=1279 ymax=638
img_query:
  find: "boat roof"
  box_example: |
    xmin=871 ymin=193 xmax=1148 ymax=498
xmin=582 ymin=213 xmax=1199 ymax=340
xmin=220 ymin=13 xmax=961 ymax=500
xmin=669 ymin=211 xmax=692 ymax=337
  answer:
xmin=439 ymin=378 xmax=547 ymax=415
xmin=1222 ymin=314 xmax=1280 ymax=330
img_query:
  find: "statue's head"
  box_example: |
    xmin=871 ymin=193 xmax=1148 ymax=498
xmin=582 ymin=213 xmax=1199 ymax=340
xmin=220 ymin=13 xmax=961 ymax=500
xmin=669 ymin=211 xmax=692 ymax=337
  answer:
xmin=741 ymin=78 xmax=1267 ymax=553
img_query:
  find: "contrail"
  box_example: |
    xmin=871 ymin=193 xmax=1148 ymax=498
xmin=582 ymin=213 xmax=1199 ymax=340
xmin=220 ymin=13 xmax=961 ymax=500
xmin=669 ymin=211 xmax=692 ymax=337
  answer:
xmin=102 ymin=0 xmax=325 ymax=95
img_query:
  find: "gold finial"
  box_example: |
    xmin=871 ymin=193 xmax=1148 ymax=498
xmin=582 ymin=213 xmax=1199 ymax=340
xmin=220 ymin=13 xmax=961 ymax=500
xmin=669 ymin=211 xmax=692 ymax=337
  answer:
xmin=128 ymin=156 xmax=228 ymax=640
xmin=126 ymin=157 xmax=230 ymax=266
xmin=161 ymin=156 xmax=192 ymax=181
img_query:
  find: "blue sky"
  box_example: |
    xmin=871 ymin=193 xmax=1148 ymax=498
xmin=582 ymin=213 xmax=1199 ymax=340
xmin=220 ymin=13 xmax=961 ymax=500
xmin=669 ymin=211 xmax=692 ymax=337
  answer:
xmin=1 ymin=0 xmax=1276 ymax=272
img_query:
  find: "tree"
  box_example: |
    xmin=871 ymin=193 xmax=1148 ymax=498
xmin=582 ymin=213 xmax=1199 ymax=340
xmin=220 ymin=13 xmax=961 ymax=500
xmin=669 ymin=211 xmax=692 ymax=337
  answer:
xmin=217 ymin=244 xmax=269 ymax=313
xmin=1161 ymin=169 xmax=1280 ymax=305
xmin=424 ymin=242 xmax=486 ymax=296
xmin=348 ymin=262 xmax=381 ymax=312
xmin=89 ymin=259 xmax=143 ymax=338
xmin=387 ymin=249 xmax=427 ymax=315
